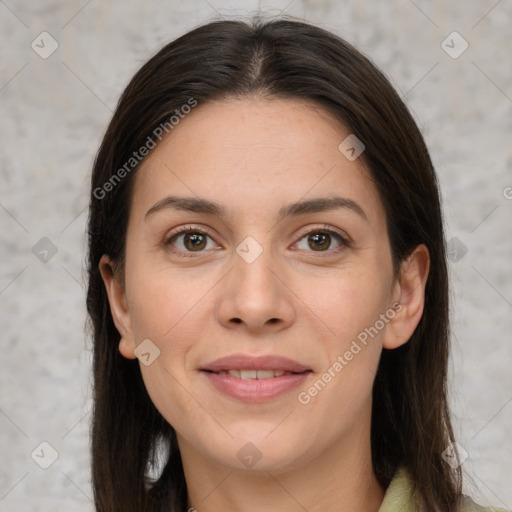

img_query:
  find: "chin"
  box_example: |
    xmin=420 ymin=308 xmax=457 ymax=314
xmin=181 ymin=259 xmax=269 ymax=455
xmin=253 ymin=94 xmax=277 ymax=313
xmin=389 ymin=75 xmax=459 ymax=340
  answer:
xmin=203 ymin=431 xmax=310 ymax=473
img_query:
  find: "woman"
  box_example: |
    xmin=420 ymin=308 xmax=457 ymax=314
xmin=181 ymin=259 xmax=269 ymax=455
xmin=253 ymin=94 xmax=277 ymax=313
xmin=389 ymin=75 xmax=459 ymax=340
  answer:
xmin=86 ymin=18 xmax=507 ymax=512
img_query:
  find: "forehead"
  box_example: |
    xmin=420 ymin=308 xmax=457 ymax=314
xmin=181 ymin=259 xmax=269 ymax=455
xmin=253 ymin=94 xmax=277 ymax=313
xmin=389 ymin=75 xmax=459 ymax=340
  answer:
xmin=131 ymin=96 xmax=385 ymax=225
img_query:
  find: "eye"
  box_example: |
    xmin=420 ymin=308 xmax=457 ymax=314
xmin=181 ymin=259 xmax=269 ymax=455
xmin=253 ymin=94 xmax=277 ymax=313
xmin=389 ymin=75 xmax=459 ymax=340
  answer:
xmin=165 ymin=226 xmax=220 ymax=255
xmin=294 ymin=227 xmax=349 ymax=253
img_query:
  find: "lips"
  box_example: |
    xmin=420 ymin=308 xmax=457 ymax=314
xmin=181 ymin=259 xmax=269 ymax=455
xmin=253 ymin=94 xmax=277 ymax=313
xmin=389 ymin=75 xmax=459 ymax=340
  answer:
xmin=201 ymin=354 xmax=311 ymax=373
xmin=200 ymin=354 xmax=312 ymax=403
xmin=219 ymin=369 xmax=288 ymax=380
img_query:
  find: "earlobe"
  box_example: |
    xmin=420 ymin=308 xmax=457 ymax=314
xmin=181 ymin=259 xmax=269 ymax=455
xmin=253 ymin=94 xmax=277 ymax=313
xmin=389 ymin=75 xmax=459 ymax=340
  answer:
xmin=99 ymin=255 xmax=137 ymax=359
xmin=383 ymin=244 xmax=430 ymax=350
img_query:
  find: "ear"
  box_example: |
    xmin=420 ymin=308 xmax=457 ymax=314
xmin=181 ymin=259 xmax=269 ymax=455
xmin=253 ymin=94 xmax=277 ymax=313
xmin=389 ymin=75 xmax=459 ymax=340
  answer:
xmin=99 ymin=255 xmax=137 ymax=359
xmin=383 ymin=244 xmax=430 ymax=350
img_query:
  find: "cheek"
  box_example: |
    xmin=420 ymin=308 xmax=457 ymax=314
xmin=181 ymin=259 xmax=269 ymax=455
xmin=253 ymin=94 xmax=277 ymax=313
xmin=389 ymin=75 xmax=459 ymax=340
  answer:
xmin=296 ymin=292 xmax=385 ymax=432
xmin=296 ymin=266 xmax=391 ymax=393
xmin=296 ymin=264 xmax=392 ymax=342
xmin=125 ymin=258 xmax=209 ymax=342
xmin=127 ymin=271 xmax=207 ymax=429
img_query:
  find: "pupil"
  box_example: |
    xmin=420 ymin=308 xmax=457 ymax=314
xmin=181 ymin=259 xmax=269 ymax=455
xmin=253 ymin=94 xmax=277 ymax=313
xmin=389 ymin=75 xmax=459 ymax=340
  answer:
xmin=309 ymin=233 xmax=330 ymax=251
xmin=185 ymin=233 xmax=206 ymax=251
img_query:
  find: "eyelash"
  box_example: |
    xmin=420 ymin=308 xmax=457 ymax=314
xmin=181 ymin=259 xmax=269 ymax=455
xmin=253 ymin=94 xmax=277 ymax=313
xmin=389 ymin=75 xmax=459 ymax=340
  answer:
xmin=164 ymin=224 xmax=350 ymax=258
xmin=164 ymin=225 xmax=216 ymax=258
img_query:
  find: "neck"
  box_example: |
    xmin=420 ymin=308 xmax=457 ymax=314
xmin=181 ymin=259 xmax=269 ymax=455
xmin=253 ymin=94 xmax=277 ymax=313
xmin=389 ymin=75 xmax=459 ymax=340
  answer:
xmin=179 ymin=407 xmax=385 ymax=512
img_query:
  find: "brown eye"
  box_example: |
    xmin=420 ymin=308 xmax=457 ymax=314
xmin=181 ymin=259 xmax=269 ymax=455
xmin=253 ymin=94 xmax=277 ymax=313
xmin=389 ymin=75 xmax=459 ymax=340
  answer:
xmin=308 ymin=232 xmax=331 ymax=251
xmin=294 ymin=229 xmax=348 ymax=253
xmin=166 ymin=228 xmax=219 ymax=254
xmin=183 ymin=233 xmax=207 ymax=251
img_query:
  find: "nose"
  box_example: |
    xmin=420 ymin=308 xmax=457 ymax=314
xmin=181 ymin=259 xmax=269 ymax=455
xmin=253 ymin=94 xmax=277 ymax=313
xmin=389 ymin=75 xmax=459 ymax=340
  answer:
xmin=215 ymin=246 xmax=296 ymax=334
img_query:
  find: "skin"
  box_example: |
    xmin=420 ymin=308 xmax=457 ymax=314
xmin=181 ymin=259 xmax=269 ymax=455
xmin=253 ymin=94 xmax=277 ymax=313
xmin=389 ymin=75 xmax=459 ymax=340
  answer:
xmin=100 ymin=96 xmax=430 ymax=512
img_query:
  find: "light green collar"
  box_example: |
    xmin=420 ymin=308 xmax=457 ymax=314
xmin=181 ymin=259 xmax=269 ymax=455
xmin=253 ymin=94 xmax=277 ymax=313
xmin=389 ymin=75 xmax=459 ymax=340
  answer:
xmin=378 ymin=467 xmax=509 ymax=512
xmin=378 ymin=466 xmax=420 ymax=512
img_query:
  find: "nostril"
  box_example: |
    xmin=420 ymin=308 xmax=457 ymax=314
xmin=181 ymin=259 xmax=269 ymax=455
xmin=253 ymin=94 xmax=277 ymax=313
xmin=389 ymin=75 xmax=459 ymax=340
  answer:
xmin=229 ymin=317 xmax=279 ymax=324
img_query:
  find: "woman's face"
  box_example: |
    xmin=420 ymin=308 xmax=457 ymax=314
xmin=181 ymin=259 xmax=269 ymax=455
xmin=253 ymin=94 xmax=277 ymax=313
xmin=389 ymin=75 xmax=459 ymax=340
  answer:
xmin=103 ymin=97 xmax=413 ymax=473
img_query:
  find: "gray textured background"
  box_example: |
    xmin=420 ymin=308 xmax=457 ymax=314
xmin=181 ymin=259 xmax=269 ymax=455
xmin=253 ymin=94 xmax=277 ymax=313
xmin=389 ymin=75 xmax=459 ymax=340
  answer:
xmin=1 ymin=1 xmax=511 ymax=510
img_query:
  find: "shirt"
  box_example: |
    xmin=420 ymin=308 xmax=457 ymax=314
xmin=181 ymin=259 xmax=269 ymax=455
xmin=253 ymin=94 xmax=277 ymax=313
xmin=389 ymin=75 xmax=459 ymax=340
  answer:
xmin=378 ymin=467 xmax=509 ymax=512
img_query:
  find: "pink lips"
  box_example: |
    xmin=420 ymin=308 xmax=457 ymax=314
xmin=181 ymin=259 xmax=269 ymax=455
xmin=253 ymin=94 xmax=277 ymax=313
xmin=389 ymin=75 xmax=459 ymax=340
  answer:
xmin=201 ymin=354 xmax=311 ymax=373
xmin=200 ymin=354 xmax=312 ymax=403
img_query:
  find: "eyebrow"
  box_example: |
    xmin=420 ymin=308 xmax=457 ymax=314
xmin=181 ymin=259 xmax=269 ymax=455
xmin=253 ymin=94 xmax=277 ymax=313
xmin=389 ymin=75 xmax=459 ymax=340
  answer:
xmin=145 ymin=195 xmax=368 ymax=222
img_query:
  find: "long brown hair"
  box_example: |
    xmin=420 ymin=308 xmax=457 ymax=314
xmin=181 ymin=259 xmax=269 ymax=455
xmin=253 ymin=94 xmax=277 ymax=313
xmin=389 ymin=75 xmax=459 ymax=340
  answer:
xmin=87 ymin=17 xmax=461 ymax=511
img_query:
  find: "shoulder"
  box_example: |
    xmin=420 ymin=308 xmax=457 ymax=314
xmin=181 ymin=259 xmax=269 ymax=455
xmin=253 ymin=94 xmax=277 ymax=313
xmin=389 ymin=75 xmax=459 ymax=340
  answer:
xmin=378 ymin=467 xmax=510 ymax=512
xmin=461 ymin=495 xmax=510 ymax=512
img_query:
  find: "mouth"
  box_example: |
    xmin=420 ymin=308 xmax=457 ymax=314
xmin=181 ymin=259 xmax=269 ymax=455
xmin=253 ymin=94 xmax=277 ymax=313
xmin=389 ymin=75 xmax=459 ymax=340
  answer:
xmin=200 ymin=354 xmax=312 ymax=403
xmin=201 ymin=354 xmax=311 ymax=373
xmin=204 ymin=369 xmax=303 ymax=379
